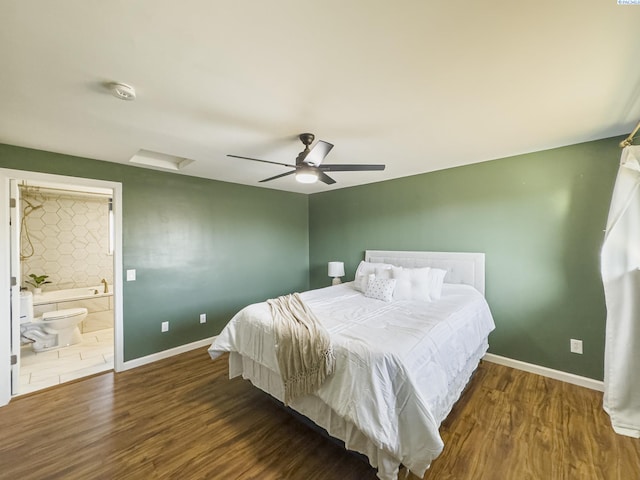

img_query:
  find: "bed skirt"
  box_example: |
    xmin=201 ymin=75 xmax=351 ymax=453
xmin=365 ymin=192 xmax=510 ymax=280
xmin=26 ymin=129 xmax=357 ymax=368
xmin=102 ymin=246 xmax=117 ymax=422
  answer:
xmin=228 ymin=339 xmax=488 ymax=480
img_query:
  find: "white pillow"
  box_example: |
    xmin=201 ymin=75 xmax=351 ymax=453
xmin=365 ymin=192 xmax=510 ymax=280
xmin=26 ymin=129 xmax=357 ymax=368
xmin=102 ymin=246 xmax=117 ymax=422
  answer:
xmin=355 ymin=273 xmax=375 ymax=293
xmin=428 ymin=268 xmax=447 ymax=300
xmin=354 ymin=261 xmax=393 ymax=292
xmin=391 ymin=266 xmax=431 ymax=301
xmin=354 ymin=273 xmax=369 ymax=292
xmin=374 ymin=266 xmax=392 ymax=279
xmin=364 ymin=277 xmax=396 ymax=302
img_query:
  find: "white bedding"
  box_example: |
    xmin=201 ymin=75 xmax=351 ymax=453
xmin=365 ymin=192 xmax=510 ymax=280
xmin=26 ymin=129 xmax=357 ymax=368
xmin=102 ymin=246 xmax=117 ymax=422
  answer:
xmin=209 ymin=281 xmax=495 ymax=478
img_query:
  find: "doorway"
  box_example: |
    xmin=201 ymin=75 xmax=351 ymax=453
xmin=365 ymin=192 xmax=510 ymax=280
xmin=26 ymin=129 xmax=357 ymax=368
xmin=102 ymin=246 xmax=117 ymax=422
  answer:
xmin=19 ymin=181 xmax=114 ymax=393
xmin=0 ymin=169 xmax=123 ymax=405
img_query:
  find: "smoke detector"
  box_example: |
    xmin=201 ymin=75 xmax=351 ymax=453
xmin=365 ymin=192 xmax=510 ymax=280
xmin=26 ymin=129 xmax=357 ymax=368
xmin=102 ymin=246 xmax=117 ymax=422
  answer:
xmin=109 ymin=82 xmax=136 ymax=101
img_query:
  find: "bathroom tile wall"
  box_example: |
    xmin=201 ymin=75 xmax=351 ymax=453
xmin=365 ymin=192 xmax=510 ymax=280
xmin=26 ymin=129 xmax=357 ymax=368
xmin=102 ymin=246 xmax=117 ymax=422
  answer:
xmin=20 ymin=188 xmax=113 ymax=290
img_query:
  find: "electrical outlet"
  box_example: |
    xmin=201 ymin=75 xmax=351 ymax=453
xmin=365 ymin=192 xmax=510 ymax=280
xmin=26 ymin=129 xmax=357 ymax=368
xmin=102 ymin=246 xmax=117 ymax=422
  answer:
xmin=161 ymin=321 xmax=169 ymax=333
xmin=200 ymin=313 xmax=206 ymax=324
xmin=570 ymin=338 xmax=583 ymax=354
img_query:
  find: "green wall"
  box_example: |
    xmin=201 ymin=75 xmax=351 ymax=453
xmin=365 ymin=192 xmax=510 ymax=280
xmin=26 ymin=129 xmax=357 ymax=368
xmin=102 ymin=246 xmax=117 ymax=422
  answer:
xmin=309 ymin=137 xmax=621 ymax=380
xmin=0 ymin=144 xmax=309 ymax=361
xmin=2 ymin=137 xmax=623 ymax=379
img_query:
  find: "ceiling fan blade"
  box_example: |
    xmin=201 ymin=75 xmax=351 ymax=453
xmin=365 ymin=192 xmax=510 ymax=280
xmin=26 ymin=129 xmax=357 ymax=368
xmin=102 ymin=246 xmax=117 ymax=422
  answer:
xmin=318 ymin=170 xmax=336 ymax=185
xmin=227 ymin=154 xmax=296 ymax=169
xmin=303 ymin=141 xmax=334 ymax=166
xmin=259 ymin=170 xmax=296 ymax=183
xmin=319 ymin=164 xmax=386 ymax=172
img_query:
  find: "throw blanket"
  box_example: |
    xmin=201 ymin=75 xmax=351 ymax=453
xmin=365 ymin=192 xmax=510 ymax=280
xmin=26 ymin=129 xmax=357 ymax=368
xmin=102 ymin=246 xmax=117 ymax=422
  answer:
xmin=267 ymin=293 xmax=335 ymax=405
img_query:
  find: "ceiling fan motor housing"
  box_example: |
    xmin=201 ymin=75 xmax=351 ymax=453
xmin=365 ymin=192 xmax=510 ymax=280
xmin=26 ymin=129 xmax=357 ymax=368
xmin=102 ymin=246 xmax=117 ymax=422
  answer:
xmin=296 ymin=133 xmax=315 ymax=164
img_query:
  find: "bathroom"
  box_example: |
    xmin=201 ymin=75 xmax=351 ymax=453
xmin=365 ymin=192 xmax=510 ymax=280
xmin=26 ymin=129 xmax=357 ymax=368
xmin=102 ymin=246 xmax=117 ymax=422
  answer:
xmin=18 ymin=181 xmax=115 ymax=395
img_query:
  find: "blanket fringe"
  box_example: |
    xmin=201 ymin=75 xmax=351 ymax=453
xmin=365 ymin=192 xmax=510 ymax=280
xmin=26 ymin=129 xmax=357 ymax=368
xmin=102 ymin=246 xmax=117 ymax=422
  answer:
xmin=283 ymin=347 xmax=335 ymax=404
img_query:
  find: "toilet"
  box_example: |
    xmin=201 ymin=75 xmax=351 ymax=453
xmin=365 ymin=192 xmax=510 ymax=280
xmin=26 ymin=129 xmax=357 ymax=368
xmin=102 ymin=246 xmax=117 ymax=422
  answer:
xmin=20 ymin=291 xmax=88 ymax=352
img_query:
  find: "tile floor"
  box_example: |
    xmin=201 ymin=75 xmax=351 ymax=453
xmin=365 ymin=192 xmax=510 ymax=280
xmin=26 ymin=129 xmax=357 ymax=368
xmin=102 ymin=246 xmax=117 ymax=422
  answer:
xmin=18 ymin=328 xmax=114 ymax=395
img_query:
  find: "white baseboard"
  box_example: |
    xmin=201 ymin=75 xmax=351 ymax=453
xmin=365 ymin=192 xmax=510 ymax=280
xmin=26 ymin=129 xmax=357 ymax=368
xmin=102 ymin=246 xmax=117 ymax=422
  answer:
xmin=483 ymin=353 xmax=604 ymax=392
xmin=119 ymin=341 xmax=604 ymax=392
xmin=121 ymin=336 xmax=216 ymax=372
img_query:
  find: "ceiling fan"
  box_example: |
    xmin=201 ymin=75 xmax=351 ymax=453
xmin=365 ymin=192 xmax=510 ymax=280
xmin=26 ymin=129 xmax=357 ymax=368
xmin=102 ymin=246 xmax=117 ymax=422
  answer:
xmin=227 ymin=133 xmax=385 ymax=185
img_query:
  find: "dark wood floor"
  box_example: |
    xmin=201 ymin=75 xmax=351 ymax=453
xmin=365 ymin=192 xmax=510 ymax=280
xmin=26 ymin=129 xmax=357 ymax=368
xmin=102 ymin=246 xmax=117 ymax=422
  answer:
xmin=0 ymin=348 xmax=638 ymax=480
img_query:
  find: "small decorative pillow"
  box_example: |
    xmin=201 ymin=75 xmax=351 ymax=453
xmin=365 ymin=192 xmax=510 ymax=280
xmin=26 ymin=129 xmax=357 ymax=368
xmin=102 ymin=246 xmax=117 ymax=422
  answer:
xmin=364 ymin=277 xmax=396 ymax=302
xmin=391 ymin=266 xmax=431 ymax=301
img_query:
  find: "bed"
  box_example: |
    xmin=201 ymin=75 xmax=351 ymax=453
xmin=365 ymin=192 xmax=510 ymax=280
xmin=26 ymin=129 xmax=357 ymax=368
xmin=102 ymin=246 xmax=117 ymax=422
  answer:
xmin=208 ymin=250 xmax=495 ymax=479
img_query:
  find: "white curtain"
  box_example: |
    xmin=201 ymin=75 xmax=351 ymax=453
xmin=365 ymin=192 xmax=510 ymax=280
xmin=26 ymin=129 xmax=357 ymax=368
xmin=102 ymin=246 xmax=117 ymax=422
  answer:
xmin=601 ymin=145 xmax=640 ymax=438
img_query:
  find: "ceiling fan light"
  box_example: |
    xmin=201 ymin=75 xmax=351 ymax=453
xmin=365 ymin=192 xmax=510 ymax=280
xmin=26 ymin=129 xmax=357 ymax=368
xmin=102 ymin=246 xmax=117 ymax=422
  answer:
xmin=296 ymin=166 xmax=318 ymax=184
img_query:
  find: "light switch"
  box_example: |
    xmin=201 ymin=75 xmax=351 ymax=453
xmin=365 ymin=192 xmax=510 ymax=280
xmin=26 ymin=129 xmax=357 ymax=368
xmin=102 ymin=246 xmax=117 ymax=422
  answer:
xmin=126 ymin=269 xmax=136 ymax=281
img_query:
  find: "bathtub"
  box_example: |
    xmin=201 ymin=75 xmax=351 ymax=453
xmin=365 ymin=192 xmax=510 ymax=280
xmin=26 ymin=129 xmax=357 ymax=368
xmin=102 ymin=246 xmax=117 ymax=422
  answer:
xmin=32 ymin=285 xmax=113 ymax=305
xmin=32 ymin=285 xmax=114 ymax=333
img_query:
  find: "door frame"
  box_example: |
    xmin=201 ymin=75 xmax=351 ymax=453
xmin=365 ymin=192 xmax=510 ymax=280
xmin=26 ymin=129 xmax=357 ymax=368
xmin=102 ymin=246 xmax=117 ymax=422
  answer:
xmin=0 ymin=168 xmax=123 ymax=406
xmin=9 ymin=179 xmax=20 ymax=394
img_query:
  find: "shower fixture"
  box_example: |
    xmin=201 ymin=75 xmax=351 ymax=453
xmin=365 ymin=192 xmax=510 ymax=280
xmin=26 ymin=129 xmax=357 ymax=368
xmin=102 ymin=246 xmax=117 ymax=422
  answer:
xmin=20 ymin=198 xmax=43 ymax=261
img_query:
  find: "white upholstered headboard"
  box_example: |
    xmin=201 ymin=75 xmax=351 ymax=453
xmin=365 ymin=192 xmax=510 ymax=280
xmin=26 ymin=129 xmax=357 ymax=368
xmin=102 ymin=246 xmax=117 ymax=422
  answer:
xmin=365 ymin=250 xmax=485 ymax=295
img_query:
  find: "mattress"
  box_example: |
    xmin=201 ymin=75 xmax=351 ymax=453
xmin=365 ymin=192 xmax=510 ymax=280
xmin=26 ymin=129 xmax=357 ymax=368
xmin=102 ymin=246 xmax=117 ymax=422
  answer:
xmin=209 ymin=281 xmax=495 ymax=479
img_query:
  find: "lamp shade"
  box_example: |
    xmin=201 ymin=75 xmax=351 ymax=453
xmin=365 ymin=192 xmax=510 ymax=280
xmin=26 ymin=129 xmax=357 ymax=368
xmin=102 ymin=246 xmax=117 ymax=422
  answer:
xmin=328 ymin=261 xmax=345 ymax=278
xmin=296 ymin=165 xmax=319 ymax=184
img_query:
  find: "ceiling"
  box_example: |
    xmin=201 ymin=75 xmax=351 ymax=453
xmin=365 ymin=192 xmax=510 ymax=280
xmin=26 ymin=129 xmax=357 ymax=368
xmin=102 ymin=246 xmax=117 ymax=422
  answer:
xmin=1 ymin=1 xmax=639 ymax=194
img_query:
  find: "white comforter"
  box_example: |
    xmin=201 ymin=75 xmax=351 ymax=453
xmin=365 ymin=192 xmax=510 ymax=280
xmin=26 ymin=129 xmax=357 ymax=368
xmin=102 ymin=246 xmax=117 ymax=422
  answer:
xmin=209 ymin=282 xmax=495 ymax=477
